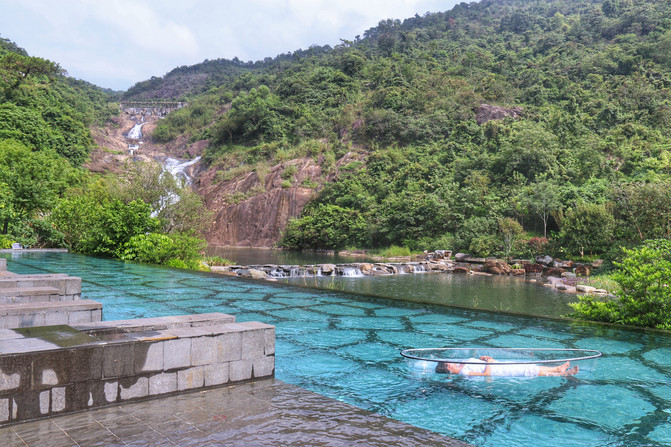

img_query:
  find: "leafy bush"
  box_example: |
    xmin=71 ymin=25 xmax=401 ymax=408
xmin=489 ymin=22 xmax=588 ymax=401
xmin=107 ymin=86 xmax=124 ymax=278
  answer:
xmin=50 ymin=196 xmax=159 ymax=257
xmin=558 ymin=204 xmax=615 ymax=257
xmin=568 ymin=239 xmax=671 ymax=330
xmin=0 ymin=234 xmax=13 ymax=249
xmin=373 ymin=245 xmax=412 ymax=258
xmin=469 ymin=234 xmax=500 ymax=257
xmin=119 ymin=232 xmax=207 ymax=266
xmin=280 ymin=204 xmax=368 ymax=250
xmin=204 ymin=256 xmax=234 ymax=266
xmin=454 ymin=217 xmax=498 ymax=252
xmin=527 ymin=237 xmax=549 ymax=257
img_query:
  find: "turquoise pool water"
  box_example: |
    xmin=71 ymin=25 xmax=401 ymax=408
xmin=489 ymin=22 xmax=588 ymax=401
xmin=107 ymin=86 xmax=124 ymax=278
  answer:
xmin=3 ymin=251 xmax=671 ymax=446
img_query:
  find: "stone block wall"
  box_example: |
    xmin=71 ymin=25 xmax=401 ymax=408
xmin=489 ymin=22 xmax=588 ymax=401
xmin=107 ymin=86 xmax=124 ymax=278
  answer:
xmin=0 ymin=276 xmax=82 ymax=301
xmin=0 ymin=300 xmax=102 ymax=329
xmin=0 ymin=313 xmax=275 ymax=425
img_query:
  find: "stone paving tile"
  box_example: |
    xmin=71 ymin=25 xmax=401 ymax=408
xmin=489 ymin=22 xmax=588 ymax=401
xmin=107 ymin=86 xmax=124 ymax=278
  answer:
xmin=0 ymin=379 xmax=471 ymax=446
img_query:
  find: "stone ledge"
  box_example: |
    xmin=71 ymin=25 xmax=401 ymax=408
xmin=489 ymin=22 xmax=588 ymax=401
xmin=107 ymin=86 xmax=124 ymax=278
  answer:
xmin=0 ymin=313 xmax=275 ymax=425
xmin=0 ymin=300 xmax=102 ymax=315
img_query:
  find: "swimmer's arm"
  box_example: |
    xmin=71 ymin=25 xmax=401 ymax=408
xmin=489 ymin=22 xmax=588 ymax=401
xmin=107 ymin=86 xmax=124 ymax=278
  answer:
xmin=467 ymin=356 xmax=493 ymax=376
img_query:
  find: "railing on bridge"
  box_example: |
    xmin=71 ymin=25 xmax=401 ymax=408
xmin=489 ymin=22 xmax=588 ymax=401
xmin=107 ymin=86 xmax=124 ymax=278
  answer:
xmin=120 ymin=101 xmax=187 ymax=109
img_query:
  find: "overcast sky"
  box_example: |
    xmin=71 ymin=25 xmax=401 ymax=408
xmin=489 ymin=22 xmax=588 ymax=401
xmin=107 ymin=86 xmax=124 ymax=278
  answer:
xmin=0 ymin=0 xmax=460 ymax=91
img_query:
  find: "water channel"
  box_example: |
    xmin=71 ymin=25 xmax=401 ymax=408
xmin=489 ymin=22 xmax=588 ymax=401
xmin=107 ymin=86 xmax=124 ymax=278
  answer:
xmin=2 ymin=251 xmax=670 ymax=446
xmin=209 ymin=246 xmax=575 ymax=317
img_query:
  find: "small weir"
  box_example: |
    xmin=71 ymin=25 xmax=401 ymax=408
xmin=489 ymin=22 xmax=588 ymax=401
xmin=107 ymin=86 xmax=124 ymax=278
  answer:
xmin=218 ymin=261 xmax=444 ymax=279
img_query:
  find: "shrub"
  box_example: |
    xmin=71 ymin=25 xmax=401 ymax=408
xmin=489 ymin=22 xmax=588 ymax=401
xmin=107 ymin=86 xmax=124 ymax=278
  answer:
xmin=558 ymin=203 xmax=615 ymax=257
xmin=204 ymin=256 xmax=234 ymax=266
xmin=119 ymin=232 xmax=207 ymax=265
xmin=527 ymin=237 xmax=549 ymax=256
xmin=568 ymin=239 xmax=671 ymax=330
xmin=375 ymin=245 xmax=412 ymax=258
xmin=469 ymin=234 xmax=500 ymax=257
xmin=279 ymin=204 xmax=368 ymax=250
xmin=0 ymin=234 xmax=13 ymax=249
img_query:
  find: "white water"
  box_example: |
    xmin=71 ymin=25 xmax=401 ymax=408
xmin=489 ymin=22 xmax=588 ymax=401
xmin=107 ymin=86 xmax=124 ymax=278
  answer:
xmin=128 ymin=122 xmax=145 ymax=140
xmin=338 ymin=266 xmax=364 ymax=277
xmin=150 ymin=156 xmax=202 ymax=218
xmin=163 ymin=156 xmax=201 ymax=186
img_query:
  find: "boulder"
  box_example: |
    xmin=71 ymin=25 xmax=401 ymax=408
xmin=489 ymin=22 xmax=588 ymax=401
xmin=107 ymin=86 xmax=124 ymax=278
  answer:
xmin=560 ymin=260 xmax=574 ymax=269
xmin=576 ymin=284 xmax=597 ymax=293
xmin=429 ymin=262 xmax=450 ymax=271
xmin=454 ymin=253 xmax=472 ymax=262
xmin=523 ymin=263 xmax=545 ymax=274
xmin=591 ymin=259 xmax=604 ymax=268
xmin=451 ymin=266 xmax=470 ymax=274
xmin=241 ymin=269 xmax=267 ymax=279
xmin=358 ymin=263 xmax=374 ymax=274
xmin=535 ymin=255 xmax=554 ymax=266
xmin=510 ymin=268 xmax=526 ymax=276
xmin=434 ymin=250 xmax=452 ymax=260
xmin=543 ymin=267 xmax=566 ymax=277
xmin=484 ymin=259 xmax=512 ymax=275
xmin=319 ymin=264 xmax=336 ymax=274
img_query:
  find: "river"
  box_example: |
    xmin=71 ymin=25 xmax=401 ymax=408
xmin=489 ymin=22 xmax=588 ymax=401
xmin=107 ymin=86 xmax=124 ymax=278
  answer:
xmin=208 ymin=246 xmax=575 ymax=318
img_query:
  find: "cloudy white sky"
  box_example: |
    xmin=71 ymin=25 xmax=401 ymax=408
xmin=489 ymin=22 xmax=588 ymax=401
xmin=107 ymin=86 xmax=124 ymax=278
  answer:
xmin=0 ymin=0 xmax=460 ymax=91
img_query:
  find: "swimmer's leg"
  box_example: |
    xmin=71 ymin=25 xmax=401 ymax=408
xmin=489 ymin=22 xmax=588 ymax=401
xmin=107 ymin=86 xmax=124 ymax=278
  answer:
xmin=538 ymin=362 xmax=571 ymax=376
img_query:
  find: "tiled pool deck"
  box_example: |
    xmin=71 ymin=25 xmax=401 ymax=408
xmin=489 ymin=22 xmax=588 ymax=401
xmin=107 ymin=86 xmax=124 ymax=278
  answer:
xmin=0 ymin=379 xmax=468 ymax=446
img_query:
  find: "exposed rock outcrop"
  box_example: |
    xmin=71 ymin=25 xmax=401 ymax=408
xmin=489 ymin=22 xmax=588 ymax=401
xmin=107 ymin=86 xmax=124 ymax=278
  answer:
xmin=475 ymin=104 xmax=523 ymax=125
xmin=484 ymin=259 xmax=511 ymax=275
xmin=197 ymin=158 xmax=322 ymax=247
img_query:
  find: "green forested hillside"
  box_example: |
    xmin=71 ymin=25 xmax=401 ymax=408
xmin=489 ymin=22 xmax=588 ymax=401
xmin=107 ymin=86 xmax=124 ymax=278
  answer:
xmin=0 ymin=37 xmax=214 ymax=269
xmin=144 ymin=0 xmax=671 ymax=260
xmin=0 ymin=36 xmax=120 ymax=247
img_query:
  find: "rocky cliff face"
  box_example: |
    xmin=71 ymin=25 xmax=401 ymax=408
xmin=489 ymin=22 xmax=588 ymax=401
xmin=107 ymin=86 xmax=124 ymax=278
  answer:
xmin=90 ymin=109 xmax=363 ymax=247
xmin=196 ymin=159 xmax=322 ymax=247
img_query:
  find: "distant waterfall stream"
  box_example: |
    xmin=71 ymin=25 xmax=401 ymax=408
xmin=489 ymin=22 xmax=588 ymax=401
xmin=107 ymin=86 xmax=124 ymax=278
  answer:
xmin=163 ymin=156 xmax=201 ymax=186
xmin=151 ymin=156 xmax=202 ymax=218
xmin=126 ymin=119 xmax=145 ymax=155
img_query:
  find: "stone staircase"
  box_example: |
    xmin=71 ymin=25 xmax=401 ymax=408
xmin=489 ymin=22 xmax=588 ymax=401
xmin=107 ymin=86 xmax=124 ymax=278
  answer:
xmin=0 ymin=259 xmax=101 ymax=329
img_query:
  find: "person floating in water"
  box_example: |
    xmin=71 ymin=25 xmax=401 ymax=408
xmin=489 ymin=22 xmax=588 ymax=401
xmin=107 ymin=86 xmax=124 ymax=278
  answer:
xmin=435 ymin=355 xmax=579 ymax=377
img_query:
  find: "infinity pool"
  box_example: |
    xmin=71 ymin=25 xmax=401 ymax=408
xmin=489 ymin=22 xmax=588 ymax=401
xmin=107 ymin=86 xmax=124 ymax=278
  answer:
xmin=3 ymin=251 xmax=670 ymax=446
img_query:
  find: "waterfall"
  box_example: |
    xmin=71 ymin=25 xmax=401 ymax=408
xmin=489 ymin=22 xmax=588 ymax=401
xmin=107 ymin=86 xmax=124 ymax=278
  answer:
xmin=150 ymin=156 xmax=202 ymax=218
xmin=337 ymin=266 xmax=364 ymax=277
xmin=127 ymin=122 xmax=145 ymax=140
xmin=269 ymin=268 xmax=287 ymax=278
xmin=413 ymin=264 xmax=427 ymax=273
xmin=126 ymin=118 xmax=145 ymax=155
xmin=163 ymin=156 xmax=201 ymax=187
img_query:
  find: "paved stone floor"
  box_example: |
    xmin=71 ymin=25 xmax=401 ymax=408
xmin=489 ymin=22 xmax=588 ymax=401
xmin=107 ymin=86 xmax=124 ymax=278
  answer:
xmin=0 ymin=379 xmax=469 ymax=446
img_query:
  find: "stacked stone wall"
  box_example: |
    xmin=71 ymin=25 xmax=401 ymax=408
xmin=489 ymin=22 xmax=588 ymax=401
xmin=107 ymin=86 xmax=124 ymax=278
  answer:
xmin=0 ymin=313 xmax=274 ymax=425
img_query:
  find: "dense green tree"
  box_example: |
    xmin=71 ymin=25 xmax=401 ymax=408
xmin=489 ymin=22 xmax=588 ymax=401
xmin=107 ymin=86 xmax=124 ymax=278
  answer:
xmin=280 ymin=204 xmax=368 ymax=250
xmin=558 ymin=203 xmax=616 ymax=257
xmin=569 ymin=239 xmax=671 ymax=330
xmin=49 ymin=196 xmax=159 ymax=257
xmin=0 ymin=139 xmax=73 ymax=219
xmin=522 ymin=180 xmax=562 ymax=238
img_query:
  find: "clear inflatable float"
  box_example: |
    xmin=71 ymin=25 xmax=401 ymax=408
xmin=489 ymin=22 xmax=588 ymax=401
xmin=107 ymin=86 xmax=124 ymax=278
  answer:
xmin=401 ymin=347 xmax=603 ymax=378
